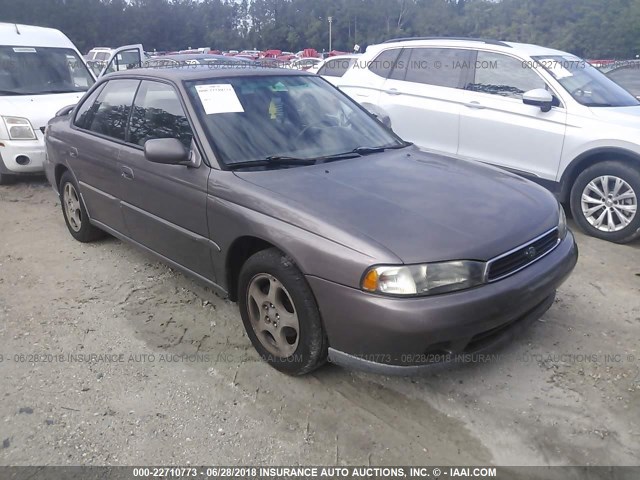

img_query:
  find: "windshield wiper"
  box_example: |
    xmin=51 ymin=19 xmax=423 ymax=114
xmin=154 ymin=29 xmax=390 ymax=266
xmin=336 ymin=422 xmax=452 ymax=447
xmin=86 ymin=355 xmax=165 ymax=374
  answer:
xmin=227 ymin=156 xmax=317 ymax=170
xmin=317 ymin=142 xmax=412 ymax=164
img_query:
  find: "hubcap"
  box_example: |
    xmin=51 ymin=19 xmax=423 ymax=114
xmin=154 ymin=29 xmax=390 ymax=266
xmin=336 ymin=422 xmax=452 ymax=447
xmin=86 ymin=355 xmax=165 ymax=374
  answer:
xmin=246 ymin=274 xmax=299 ymax=358
xmin=581 ymin=175 xmax=637 ymax=233
xmin=63 ymin=183 xmax=82 ymax=232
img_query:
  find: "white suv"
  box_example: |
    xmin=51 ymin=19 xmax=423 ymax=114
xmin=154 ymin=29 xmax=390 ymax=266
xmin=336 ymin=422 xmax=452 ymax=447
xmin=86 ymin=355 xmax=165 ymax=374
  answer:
xmin=337 ymin=37 xmax=640 ymax=243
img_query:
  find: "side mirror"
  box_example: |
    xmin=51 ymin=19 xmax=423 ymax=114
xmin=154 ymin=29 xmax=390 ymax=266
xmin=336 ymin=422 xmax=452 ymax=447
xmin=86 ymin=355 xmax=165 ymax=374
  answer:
xmin=144 ymin=138 xmax=191 ymax=166
xmin=523 ymin=89 xmax=554 ymax=112
xmin=55 ymin=105 xmax=76 ymax=117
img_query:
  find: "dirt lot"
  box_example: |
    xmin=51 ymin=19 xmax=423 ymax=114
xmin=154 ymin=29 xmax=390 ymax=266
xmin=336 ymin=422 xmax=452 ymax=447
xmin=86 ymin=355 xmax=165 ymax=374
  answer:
xmin=0 ymin=177 xmax=639 ymax=467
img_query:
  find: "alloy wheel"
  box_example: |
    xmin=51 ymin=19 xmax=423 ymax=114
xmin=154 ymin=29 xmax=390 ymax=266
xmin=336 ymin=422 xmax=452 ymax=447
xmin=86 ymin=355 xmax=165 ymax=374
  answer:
xmin=246 ymin=273 xmax=299 ymax=358
xmin=63 ymin=183 xmax=82 ymax=232
xmin=581 ymin=175 xmax=637 ymax=233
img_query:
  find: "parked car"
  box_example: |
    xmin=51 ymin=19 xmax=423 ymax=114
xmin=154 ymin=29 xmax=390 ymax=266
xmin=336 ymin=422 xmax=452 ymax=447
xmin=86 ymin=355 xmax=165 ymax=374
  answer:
xmin=337 ymin=37 xmax=640 ymax=243
xmin=311 ymin=54 xmax=361 ymax=84
xmin=85 ymin=47 xmax=112 ymax=62
xmin=44 ymin=67 xmax=577 ymax=375
xmin=602 ymin=60 xmax=640 ymax=99
xmin=0 ymin=24 xmax=142 ymax=184
xmin=144 ymin=54 xmax=255 ymax=69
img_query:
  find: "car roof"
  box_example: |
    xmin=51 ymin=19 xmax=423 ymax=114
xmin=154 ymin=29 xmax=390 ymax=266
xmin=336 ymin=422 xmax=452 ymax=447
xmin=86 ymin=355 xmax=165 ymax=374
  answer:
xmin=369 ymin=38 xmax=574 ymax=58
xmin=106 ymin=65 xmax=311 ymax=82
xmin=0 ymin=22 xmax=75 ymax=49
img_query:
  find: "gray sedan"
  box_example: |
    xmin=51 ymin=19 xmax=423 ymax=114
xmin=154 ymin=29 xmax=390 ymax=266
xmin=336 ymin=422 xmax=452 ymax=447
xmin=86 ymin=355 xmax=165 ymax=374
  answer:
xmin=44 ymin=67 xmax=578 ymax=375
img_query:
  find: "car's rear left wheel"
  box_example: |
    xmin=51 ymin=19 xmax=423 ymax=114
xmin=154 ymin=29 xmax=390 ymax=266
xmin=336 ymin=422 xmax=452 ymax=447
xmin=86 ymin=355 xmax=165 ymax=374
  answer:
xmin=570 ymin=161 xmax=640 ymax=243
xmin=59 ymin=171 xmax=105 ymax=243
xmin=238 ymin=248 xmax=328 ymax=375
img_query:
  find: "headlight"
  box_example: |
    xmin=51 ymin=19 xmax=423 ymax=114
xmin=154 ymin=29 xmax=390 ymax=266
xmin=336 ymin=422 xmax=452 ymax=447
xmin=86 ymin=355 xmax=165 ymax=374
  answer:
xmin=362 ymin=260 xmax=486 ymax=297
xmin=558 ymin=202 xmax=568 ymax=239
xmin=2 ymin=116 xmax=36 ymax=140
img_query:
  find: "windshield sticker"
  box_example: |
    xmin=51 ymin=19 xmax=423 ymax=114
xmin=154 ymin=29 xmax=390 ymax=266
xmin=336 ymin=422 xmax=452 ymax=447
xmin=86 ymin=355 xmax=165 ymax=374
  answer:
xmin=195 ymin=84 xmax=244 ymax=114
xmin=13 ymin=47 xmax=37 ymax=53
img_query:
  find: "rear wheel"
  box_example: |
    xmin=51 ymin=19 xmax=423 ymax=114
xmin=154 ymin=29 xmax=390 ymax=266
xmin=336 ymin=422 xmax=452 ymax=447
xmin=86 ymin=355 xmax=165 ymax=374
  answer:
xmin=570 ymin=161 xmax=640 ymax=243
xmin=59 ymin=171 xmax=105 ymax=242
xmin=238 ymin=248 xmax=327 ymax=375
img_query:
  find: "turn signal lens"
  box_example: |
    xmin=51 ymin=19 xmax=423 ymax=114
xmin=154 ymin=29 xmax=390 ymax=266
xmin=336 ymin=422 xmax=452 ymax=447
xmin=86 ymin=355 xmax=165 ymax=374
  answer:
xmin=362 ymin=269 xmax=379 ymax=292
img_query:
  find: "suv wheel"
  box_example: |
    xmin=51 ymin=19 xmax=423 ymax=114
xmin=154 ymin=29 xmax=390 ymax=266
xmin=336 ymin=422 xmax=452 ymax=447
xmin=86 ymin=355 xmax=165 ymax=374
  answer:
xmin=570 ymin=161 xmax=640 ymax=243
xmin=59 ymin=171 xmax=105 ymax=242
xmin=238 ymin=248 xmax=328 ymax=375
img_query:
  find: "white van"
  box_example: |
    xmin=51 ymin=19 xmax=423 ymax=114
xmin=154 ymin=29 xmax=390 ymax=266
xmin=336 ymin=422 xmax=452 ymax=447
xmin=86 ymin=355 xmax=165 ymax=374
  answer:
xmin=0 ymin=23 xmax=142 ymax=183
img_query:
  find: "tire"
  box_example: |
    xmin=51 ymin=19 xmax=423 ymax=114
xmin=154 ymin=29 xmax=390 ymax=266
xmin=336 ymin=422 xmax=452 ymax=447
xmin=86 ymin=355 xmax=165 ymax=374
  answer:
xmin=59 ymin=171 xmax=105 ymax=243
xmin=238 ymin=248 xmax=328 ymax=375
xmin=570 ymin=160 xmax=640 ymax=243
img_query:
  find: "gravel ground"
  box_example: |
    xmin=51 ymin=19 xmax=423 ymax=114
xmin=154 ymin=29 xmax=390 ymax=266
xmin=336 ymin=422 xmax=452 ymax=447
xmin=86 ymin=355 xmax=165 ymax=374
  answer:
xmin=0 ymin=177 xmax=639 ymax=467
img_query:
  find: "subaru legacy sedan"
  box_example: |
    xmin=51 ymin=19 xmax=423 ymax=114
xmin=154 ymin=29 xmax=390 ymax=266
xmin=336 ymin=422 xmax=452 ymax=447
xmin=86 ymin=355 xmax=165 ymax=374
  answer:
xmin=44 ymin=67 xmax=578 ymax=375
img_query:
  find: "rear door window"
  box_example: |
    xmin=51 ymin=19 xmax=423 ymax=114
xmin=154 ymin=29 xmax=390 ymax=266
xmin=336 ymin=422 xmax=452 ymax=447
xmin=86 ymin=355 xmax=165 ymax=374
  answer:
xmin=403 ymin=48 xmax=470 ymax=88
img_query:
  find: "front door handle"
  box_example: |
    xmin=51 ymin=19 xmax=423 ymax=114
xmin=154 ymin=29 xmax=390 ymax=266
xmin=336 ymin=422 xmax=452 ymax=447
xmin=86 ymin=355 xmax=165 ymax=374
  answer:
xmin=385 ymin=88 xmax=402 ymax=96
xmin=464 ymin=101 xmax=485 ymax=109
xmin=121 ymin=166 xmax=134 ymax=180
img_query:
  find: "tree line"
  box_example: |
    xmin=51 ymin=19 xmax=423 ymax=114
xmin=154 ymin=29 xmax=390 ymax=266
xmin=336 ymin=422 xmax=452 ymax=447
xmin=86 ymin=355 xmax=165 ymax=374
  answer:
xmin=1 ymin=0 xmax=639 ymax=59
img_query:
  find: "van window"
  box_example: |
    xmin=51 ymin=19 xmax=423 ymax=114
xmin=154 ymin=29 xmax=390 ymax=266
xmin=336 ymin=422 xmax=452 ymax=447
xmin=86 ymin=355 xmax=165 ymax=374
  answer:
xmin=84 ymin=79 xmax=140 ymax=141
xmin=128 ymin=81 xmax=193 ymax=148
xmin=404 ymin=48 xmax=469 ymax=88
xmin=0 ymin=46 xmax=94 ymax=95
xmin=467 ymin=51 xmax=546 ymax=99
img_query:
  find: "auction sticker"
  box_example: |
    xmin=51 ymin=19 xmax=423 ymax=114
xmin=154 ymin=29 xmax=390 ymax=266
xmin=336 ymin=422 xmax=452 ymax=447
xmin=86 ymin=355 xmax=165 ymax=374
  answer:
xmin=195 ymin=84 xmax=244 ymax=115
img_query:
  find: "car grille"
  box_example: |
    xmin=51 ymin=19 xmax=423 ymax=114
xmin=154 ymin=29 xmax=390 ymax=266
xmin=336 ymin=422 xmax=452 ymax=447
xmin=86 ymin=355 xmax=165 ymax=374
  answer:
xmin=487 ymin=228 xmax=560 ymax=282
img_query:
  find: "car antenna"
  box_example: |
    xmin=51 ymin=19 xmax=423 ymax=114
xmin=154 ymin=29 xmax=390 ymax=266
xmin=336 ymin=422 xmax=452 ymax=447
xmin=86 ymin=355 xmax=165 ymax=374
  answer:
xmin=14 ymin=24 xmax=21 ymax=34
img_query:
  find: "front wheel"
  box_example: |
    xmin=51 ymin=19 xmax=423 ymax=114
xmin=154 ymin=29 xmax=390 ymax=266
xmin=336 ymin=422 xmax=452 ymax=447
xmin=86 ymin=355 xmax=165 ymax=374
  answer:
xmin=238 ymin=248 xmax=328 ymax=375
xmin=570 ymin=161 xmax=640 ymax=243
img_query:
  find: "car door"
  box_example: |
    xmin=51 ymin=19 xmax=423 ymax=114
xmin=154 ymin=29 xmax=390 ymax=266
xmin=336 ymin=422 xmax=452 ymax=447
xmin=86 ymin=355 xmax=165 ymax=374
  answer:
xmin=376 ymin=47 xmax=473 ymax=157
xmin=457 ymin=50 xmax=567 ymax=181
xmin=69 ymin=78 xmax=140 ymax=233
xmin=117 ymin=80 xmax=215 ymax=280
xmin=100 ymin=45 xmax=144 ymax=76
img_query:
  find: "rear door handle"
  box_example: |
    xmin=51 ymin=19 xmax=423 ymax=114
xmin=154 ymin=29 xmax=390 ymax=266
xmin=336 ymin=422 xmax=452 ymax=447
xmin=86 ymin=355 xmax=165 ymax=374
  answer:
xmin=464 ymin=101 xmax=485 ymax=109
xmin=121 ymin=166 xmax=134 ymax=180
xmin=385 ymin=88 xmax=402 ymax=96
xmin=69 ymin=147 xmax=78 ymax=158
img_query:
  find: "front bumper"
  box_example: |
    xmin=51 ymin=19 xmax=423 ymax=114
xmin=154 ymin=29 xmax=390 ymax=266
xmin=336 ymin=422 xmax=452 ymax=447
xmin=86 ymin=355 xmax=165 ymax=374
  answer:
xmin=0 ymin=137 xmax=46 ymax=174
xmin=307 ymin=231 xmax=578 ymax=374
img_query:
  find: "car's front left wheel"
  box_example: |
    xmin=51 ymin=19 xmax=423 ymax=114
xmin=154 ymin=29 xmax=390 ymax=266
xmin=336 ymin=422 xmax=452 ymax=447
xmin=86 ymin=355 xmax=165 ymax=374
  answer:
xmin=238 ymin=248 xmax=328 ymax=375
xmin=59 ymin=171 xmax=105 ymax=243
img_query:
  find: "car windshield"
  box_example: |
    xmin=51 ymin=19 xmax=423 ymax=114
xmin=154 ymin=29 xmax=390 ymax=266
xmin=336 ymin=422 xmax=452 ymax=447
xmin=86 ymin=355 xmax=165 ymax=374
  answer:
xmin=185 ymin=75 xmax=405 ymax=167
xmin=0 ymin=46 xmax=94 ymax=95
xmin=532 ymin=55 xmax=639 ymax=107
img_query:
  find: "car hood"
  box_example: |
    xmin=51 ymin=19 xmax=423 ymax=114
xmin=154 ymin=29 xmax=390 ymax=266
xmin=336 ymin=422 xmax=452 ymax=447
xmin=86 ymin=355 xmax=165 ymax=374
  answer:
xmin=588 ymin=105 xmax=640 ymax=125
xmin=0 ymin=93 xmax=83 ymax=129
xmin=234 ymin=149 xmax=560 ymax=264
